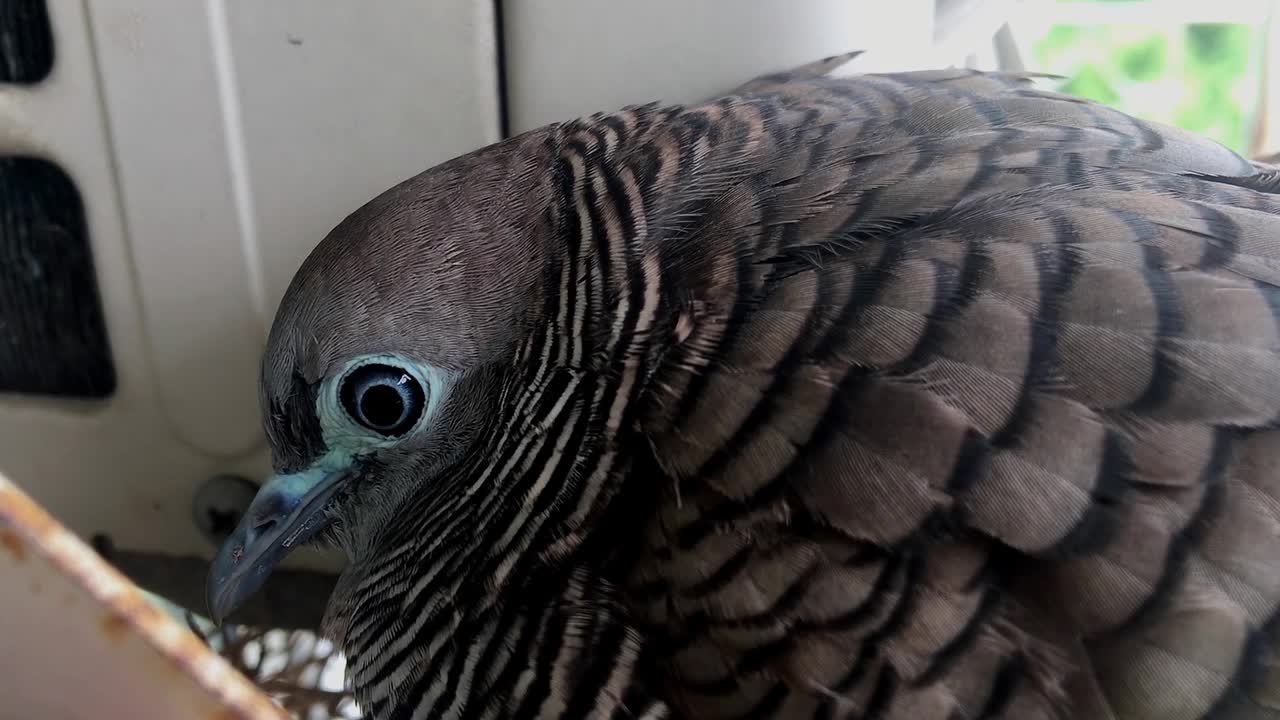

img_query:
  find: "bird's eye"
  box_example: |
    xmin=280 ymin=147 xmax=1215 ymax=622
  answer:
xmin=339 ymin=363 xmax=426 ymax=436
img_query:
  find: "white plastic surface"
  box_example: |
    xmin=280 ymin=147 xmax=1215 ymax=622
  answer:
xmin=0 ymin=0 xmax=499 ymax=565
xmin=92 ymin=0 xmax=502 ymax=459
xmin=502 ymin=0 xmax=938 ymax=133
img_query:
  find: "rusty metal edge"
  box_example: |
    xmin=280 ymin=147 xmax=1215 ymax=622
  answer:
xmin=0 ymin=472 xmax=289 ymax=719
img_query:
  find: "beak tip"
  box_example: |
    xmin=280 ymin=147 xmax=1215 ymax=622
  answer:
xmin=205 ymin=585 xmax=225 ymax=628
xmin=204 ymin=529 xmax=281 ymax=628
xmin=205 ymin=569 xmax=230 ymax=628
xmin=205 ymin=536 xmax=247 ymax=628
xmin=202 ymin=466 xmax=347 ymax=629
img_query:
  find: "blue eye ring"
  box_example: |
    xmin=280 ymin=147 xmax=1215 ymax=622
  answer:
xmin=338 ymin=363 xmax=426 ymax=437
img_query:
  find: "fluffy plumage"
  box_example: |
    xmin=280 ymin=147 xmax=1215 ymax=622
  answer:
xmin=242 ymin=53 xmax=1280 ymax=719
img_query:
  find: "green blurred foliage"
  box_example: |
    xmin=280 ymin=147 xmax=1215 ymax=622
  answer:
xmin=1061 ymin=64 xmax=1121 ymax=105
xmin=1115 ymin=34 xmax=1166 ymax=82
xmin=1033 ymin=6 xmax=1259 ymax=153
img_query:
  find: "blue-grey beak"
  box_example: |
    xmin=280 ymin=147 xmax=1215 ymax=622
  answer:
xmin=205 ymin=467 xmax=349 ymax=625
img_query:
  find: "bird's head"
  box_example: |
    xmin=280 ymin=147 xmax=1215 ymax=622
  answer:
xmin=205 ymin=130 xmax=575 ymax=625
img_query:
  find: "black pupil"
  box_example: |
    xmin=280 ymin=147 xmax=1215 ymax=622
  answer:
xmin=360 ymin=383 xmax=405 ymax=429
xmin=340 ymin=363 xmax=425 ymax=436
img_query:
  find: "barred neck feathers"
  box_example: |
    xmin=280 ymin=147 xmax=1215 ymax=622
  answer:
xmin=342 ymin=562 xmax=668 ymax=719
xmin=329 ymin=94 xmax=808 ymax=716
xmin=324 ymin=111 xmax=699 ymax=719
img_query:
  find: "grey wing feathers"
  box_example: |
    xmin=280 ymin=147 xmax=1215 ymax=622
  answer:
xmin=623 ymin=56 xmax=1280 ymax=719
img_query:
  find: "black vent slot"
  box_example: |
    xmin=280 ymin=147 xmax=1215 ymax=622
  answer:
xmin=0 ymin=0 xmax=54 ymax=84
xmin=0 ymin=157 xmax=115 ymax=398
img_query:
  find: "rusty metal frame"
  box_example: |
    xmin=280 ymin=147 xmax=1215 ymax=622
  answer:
xmin=0 ymin=472 xmax=288 ymax=719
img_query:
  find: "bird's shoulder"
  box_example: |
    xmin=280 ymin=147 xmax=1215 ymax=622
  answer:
xmin=618 ymin=60 xmax=1280 ymax=719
